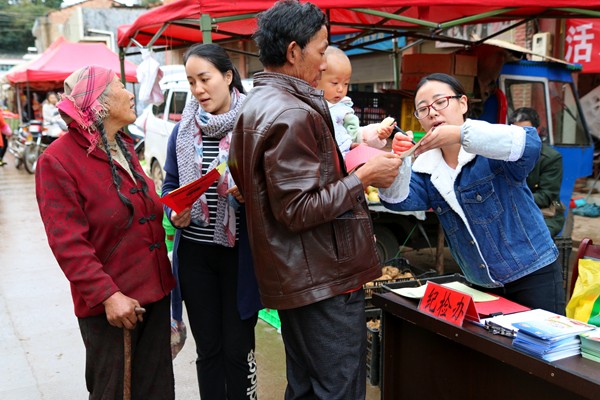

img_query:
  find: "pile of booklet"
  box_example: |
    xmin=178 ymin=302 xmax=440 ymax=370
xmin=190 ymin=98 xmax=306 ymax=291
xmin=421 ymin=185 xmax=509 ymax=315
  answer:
xmin=580 ymin=329 xmax=600 ymax=363
xmin=512 ymin=314 xmax=596 ymax=362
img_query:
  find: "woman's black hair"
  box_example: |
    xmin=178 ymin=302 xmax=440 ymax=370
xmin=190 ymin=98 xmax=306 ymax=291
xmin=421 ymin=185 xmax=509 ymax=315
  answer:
xmin=508 ymin=107 xmax=540 ymax=128
xmin=98 ymin=124 xmax=150 ymax=229
xmin=415 ymin=73 xmax=469 ymax=121
xmin=253 ymin=0 xmax=329 ymax=68
xmin=183 ymin=43 xmax=245 ymax=94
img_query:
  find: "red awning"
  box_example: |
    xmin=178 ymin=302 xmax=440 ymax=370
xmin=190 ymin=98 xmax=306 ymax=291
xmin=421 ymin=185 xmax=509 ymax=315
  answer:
xmin=6 ymin=37 xmax=138 ymax=90
xmin=117 ymin=0 xmax=600 ymax=52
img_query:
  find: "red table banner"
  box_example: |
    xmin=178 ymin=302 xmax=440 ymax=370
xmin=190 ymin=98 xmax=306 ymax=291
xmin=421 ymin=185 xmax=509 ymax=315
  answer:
xmin=418 ymin=281 xmax=480 ymax=327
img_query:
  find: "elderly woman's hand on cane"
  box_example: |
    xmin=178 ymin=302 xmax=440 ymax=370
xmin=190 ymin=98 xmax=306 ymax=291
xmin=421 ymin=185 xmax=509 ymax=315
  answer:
xmin=103 ymin=291 xmax=144 ymax=329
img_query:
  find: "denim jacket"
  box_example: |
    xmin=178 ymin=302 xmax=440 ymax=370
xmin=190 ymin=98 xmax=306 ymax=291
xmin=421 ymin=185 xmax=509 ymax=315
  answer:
xmin=380 ymin=119 xmax=558 ymax=288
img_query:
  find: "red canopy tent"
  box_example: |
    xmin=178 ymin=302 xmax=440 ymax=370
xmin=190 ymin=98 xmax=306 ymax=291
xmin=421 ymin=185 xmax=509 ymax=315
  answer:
xmin=117 ymin=0 xmax=600 ymax=54
xmin=7 ymin=37 xmax=138 ymax=91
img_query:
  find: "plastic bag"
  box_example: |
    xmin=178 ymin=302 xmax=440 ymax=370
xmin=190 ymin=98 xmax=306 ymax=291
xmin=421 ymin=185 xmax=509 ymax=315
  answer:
xmin=170 ymin=318 xmax=187 ymax=360
xmin=573 ymin=203 xmax=600 ymax=218
xmin=566 ymin=258 xmax=600 ymax=326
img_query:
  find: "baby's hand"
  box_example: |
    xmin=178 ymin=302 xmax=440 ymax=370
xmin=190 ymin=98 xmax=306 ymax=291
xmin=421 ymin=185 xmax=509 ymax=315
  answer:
xmin=376 ymin=123 xmax=395 ymax=140
xmin=392 ymin=131 xmax=414 ymax=155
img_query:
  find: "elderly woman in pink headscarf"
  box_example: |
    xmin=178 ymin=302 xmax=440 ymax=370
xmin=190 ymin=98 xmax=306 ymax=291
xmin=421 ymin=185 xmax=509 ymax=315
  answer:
xmin=35 ymin=66 xmax=176 ymax=399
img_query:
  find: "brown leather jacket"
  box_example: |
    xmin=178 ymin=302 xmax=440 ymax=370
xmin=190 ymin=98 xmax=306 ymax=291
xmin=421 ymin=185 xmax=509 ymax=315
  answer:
xmin=230 ymin=72 xmax=381 ymax=310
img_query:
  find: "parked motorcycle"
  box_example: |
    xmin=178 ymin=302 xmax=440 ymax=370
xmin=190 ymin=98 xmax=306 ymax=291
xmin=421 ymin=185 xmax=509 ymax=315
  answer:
xmin=8 ymin=120 xmax=44 ymax=170
xmin=22 ymin=119 xmax=67 ymax=174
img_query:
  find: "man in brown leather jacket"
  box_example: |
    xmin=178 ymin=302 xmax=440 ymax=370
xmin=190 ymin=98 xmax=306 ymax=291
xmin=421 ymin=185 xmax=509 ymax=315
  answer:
xmin=229 ymin=1 xmax=403 ymax=399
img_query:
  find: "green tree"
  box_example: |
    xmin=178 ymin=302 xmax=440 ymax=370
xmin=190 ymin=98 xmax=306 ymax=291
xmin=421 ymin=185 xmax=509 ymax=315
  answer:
xmin=0 ymin=0 xmax=61 ymax=55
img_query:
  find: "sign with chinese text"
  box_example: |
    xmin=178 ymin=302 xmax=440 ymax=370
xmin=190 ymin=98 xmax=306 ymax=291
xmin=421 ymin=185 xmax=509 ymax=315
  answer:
xmin=565 ymin=19 xmax=600 ymax=73
xmin=418 ymin=282 xmax=480 ymax=327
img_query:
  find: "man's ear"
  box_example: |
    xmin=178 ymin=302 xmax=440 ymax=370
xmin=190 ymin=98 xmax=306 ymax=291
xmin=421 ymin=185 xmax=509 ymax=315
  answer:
xmin=286 ymin=41 xmax=300 ymax=65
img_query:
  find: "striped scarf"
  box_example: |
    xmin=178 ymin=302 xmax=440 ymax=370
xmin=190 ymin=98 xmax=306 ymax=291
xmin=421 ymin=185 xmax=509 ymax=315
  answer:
xmin=176 ymin=88 xmax=245 ymax=247
xmin=57 ymin=66 xmax=114 ymax=151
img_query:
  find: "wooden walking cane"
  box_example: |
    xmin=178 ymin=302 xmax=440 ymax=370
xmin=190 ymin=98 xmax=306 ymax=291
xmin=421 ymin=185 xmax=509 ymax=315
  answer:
xmin=123 ymin=307 xmax=146 ymax=400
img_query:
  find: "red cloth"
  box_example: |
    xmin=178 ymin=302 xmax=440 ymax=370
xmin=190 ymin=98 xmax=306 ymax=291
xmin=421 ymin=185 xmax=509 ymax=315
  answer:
xmin=35 ymin=125 xmax=175 ymax=318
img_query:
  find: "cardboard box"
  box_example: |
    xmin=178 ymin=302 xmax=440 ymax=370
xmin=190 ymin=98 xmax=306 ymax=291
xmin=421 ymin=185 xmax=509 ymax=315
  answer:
xmin=401 ymin=72 xmax=475 ymax=95
xmin=401 ymin=53 xmax=478 ymax=76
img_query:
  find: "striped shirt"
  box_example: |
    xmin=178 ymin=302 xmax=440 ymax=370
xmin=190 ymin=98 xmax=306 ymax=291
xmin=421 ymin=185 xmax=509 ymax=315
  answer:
xmin=181 ymin=136 xmax=239 ymax=244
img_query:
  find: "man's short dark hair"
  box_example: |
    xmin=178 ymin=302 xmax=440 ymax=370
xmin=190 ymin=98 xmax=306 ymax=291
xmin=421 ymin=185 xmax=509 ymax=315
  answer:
xmin=253 ymin=0 xmax=328 ymax=68
xmin=509 ymin=107 xmax=540 ymax=128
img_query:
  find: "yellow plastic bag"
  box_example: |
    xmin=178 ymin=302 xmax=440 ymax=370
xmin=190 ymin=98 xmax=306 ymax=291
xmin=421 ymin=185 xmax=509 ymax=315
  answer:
xmin=566 ymin=259 xmax=600 ymax=326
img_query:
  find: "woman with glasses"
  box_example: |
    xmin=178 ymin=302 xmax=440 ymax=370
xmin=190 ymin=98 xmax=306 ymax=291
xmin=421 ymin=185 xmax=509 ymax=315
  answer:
xmin=380 ymin=72 xmax=565 ymax=314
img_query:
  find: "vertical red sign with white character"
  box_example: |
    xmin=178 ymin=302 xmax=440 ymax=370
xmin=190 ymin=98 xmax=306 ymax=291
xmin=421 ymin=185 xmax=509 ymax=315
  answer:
xmin=565 ymin=19 xmax=600 ymax=73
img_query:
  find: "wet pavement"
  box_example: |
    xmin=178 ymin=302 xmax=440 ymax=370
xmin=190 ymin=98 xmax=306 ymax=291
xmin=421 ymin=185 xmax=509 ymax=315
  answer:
xmin=0 ymin=152 xmax=380 ymax=400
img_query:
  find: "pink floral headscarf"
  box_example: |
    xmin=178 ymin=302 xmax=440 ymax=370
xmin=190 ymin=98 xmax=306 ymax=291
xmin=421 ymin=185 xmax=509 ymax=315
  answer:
xmin=58 ymin=65 xmax=115 ymax=135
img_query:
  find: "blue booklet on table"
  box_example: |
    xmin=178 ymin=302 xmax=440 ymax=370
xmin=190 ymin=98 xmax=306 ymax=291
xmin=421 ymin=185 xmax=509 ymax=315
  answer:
xmin=513 ymin=315 xmax=595 ymax=342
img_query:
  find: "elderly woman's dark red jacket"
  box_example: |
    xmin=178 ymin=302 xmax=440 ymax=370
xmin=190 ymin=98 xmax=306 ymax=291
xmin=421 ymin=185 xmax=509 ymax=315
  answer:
xmin=36 ymin=125 xmax=175 ymax=318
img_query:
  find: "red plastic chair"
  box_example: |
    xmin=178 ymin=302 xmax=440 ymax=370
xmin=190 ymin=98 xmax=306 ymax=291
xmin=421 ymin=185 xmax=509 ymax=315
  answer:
xmin=569 ymin=238 xmax=600 ymax=298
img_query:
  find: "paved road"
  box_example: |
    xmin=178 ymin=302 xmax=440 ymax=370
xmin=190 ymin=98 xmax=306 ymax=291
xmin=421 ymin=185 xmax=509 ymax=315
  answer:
xmin=0 ymin=153 xmax=282 ymax=399
xmin=0 ymin=152 xmax=380 ymax=399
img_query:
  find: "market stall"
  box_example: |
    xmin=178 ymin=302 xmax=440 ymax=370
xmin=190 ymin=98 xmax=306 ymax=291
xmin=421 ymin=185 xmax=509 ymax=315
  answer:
xmin=117 ymin=1 xmax=600 ymax=57
xmin=6 ymin=36 xmax=138 ymax=90
xmin=5 ymin=37 xmax=138 ymax=121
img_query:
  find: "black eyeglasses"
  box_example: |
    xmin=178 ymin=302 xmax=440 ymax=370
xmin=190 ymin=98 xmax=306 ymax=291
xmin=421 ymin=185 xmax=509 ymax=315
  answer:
xmin=413 ymin=95 xmax=462 ymax=120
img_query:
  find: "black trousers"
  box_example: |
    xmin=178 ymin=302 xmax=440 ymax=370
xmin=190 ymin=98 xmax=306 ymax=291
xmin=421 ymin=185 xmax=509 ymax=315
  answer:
xmin=278 ymin=289 xmax=367 ymax=400
xmin=78 ymin=295 xmax=174 ymax=400
xmin=480 ymin=258 xmax=567 ymax=315
xmin=178 ymin=239 xmax=258 ymax=400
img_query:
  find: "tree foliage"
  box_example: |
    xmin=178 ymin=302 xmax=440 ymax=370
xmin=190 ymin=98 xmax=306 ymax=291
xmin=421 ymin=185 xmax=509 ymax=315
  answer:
xmin=0 ymin=0 xmax=62 ymax=55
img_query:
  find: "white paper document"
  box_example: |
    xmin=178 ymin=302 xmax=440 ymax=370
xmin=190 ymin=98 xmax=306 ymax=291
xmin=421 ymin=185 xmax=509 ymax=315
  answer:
xmin=391 ymin=281 xmax=498 ymax=302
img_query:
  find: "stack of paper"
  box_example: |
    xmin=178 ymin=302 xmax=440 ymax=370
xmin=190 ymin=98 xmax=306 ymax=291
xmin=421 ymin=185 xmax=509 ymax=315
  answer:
xmin=512 ymin=314 xmax=596 ymax=362
xmin=580 ymin=329 xmax=600 ymax=363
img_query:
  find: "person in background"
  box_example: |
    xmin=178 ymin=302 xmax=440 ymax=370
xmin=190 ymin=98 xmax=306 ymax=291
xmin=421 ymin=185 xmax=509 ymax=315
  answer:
xmin=230 ymin=1 xmax=403 ymax=399
xmin=509 ymin=107 xmax=565 ymax=237
xmin=381 ymin=72 xmax=565 ymax=314
xmin=42 ymin=92 xmax=59 ymax=122
xmin=35 ymin=66 xmax=176 ymax=399
xmin=42 ymin=91 xmax=66 ymax=137
xmin=316 ymin=46 xmax=394 ymax=157
xmin=32 ymin=92 xmax=42 ymax=121
xmin=20 ymin=93 xmax=31 ymax=123
xmin=162 ymin=43 xmax=261 ymax=400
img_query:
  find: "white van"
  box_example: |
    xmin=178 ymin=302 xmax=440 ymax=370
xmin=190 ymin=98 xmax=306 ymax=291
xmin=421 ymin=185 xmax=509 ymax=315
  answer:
xmin=138 ymin=65 xmax=252 ymax=191
xmin=139 ymin=68 xmax=189 ymax=190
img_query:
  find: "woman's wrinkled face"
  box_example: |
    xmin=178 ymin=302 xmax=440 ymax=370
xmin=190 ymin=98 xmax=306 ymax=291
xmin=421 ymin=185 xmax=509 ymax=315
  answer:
xmin=186 ymin=55 xmax=233 ymax=115
xmin=414 ymin=80 xmax=468 ymax=133
xmin=106 ymin=77 xmax=136 ymax=127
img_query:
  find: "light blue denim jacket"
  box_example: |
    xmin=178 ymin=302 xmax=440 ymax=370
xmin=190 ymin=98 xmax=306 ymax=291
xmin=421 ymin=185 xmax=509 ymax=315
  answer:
xmin=380 ymin=119 xmax=558 ymax=288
